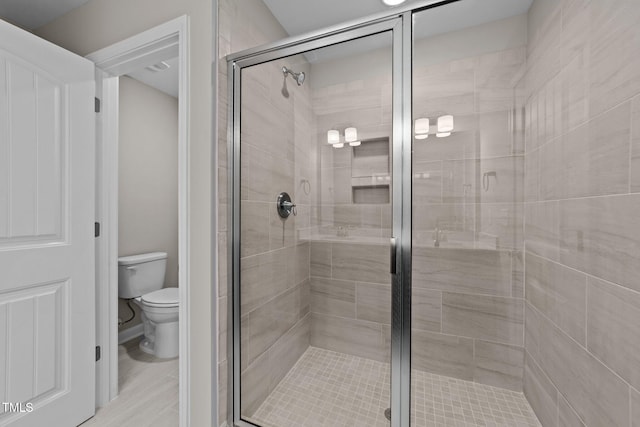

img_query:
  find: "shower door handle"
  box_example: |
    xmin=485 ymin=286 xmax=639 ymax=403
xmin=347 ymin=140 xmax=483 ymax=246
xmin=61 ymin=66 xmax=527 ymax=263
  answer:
xmin=390 ymin=237 xmax=397 ymax=275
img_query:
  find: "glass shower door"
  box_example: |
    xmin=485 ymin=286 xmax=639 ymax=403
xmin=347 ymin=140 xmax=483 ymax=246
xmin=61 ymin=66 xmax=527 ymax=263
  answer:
xmin=230 ymin=22 xmax=404 ymax=427
xmin=410 ymin=4 xmax=533 ymax=426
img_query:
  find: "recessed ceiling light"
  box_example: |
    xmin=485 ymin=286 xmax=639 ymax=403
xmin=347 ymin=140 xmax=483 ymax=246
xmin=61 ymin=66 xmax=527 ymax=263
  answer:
xmin=382 ymin=0 xmax=406 ymax=6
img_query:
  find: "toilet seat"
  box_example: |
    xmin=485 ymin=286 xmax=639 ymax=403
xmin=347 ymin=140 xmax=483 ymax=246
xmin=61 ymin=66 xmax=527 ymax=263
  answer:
xmin=140 ymin=287 xmax=179 ymax=308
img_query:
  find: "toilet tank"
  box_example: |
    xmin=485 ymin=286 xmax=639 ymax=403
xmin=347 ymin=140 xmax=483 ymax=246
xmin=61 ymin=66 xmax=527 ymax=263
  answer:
xmin=118 ymin=252 xmax=168 ymax=299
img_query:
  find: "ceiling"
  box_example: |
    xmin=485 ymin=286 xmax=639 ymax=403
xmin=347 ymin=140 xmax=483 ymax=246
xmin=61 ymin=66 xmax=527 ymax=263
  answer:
xmin=262 ymin=0 xmax=533 ymax=39
xmin=0 ymin=0 xmax=533 ymax=96
xmin=127 ymin=57 xmax=180 ymax=98
xmin=0 ymin=0 xmax=91 ymax=30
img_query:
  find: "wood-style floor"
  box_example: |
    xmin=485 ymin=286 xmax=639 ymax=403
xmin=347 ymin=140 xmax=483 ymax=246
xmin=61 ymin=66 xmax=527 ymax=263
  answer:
xmin=80 ymin=338 xmax=179 ymax=427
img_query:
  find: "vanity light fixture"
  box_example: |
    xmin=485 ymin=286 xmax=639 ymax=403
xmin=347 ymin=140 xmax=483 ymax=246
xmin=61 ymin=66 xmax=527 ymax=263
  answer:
xmin=414 ymin=115 xmax=454 ymax=139
xmin=345 ymin=127 xmax=361 ymax=146
xmin=437 ymin=115 xmax=454 ymax=133
xmin=414 ymin=118 xmax=430 ymax=140
xmin=327 ymin=129 xmax=340 ymax=145
xmin=328 ymin=127 xmax=360 ymax=148
xmin=382 ymin=0 xmax=406 ymax=6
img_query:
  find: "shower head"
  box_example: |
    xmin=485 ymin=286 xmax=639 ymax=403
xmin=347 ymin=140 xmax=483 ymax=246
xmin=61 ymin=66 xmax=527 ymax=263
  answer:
xmin=282 ymin=66 xmax=306 ymax=86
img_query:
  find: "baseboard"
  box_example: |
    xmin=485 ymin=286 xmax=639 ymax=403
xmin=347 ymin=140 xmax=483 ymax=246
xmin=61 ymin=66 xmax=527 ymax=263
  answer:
xmin=118 ymin=323 xmax=144 ymax=344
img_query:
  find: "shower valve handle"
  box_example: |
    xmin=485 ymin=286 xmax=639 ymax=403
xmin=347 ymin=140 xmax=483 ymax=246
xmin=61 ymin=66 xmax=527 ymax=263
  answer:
xmin=276 ymin=192 xmax=297 ymax=218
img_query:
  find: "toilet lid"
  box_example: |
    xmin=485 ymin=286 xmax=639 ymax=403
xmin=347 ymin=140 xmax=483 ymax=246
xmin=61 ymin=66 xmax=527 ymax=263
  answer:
xmin=142 ymin=287 xmax=179 ymax=307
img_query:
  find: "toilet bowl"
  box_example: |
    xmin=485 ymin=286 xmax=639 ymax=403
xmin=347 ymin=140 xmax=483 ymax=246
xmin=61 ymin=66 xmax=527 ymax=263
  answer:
xmin=118 ymin=252 xmax=179 ymax=359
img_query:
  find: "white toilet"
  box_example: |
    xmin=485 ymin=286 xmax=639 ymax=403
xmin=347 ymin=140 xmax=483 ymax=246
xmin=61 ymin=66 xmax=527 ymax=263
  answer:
xmin=118 ymin=252 xmax=179 ymax=358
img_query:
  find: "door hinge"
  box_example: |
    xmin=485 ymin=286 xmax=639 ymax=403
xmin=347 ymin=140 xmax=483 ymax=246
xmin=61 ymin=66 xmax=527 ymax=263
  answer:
xmin=96 ymin=346 xmax=101 ymax=362
xmin=95 ymin=97 xmax=101 ymax=113
xmin=95 ymin=222 xmax=100 ymax=237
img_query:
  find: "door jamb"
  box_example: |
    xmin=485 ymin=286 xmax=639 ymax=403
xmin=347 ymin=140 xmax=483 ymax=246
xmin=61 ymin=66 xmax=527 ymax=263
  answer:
xmin=87 ymin=15 xmax=190 ymax=427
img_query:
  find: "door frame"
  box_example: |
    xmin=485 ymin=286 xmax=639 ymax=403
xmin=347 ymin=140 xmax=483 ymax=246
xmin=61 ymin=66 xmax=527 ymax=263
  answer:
xmin=86 ymin=16 xmax=191 ymax=427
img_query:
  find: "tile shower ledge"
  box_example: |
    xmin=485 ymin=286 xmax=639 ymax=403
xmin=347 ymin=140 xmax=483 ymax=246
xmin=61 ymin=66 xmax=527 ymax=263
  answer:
xmin=304 ymin=233 xmax=501 ymax=251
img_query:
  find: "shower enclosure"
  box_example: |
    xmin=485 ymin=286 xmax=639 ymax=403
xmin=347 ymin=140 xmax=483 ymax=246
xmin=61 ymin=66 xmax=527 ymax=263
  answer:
xmin=227 ymin=1 xmax=534 ymax=426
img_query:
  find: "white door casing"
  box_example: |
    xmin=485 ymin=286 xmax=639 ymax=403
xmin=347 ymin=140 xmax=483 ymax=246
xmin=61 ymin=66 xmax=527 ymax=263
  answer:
xmin=0 ymin=19 xmax=95 ymax=427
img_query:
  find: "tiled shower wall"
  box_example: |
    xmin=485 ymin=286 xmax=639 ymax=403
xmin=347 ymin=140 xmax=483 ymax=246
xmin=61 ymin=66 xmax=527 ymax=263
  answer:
xmin=217 ymin=0 xmax=316 ymax=423
xmin=308 ymin=16 xmax=529 ymax=392
xmin=523 ymin=0 xmax=640 ymax=426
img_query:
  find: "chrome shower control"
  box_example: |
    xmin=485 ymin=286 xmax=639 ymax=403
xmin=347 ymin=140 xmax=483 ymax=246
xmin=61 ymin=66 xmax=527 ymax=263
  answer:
xmin=276 ymin=192 xmax=297 ymax=218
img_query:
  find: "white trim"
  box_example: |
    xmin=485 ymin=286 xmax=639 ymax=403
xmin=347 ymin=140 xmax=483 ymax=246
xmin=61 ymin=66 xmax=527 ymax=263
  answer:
xmin=93 ymin=70 xmax=120 ymax=408
xmin=88 ymin=15 xmax=190 ymax=427
xmin=118 ymin=324 xmax=144 ymax=345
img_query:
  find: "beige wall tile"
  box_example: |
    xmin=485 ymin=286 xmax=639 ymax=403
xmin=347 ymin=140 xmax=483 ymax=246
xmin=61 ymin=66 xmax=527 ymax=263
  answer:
xmin=523 ymin=352 xmax=558 ymax=427
xmin=442 ymin=293 xmax=524 ymax=346
xmin=632 ymin=387 xmax=640 ymax=427
xmin=412 ymin=288 xmax=441 ymax=332
xmin=559 ymin=51 xmax=589 ymax=135
xmin=310 ymin=277 xmax=356 ymax=318
xmin=589 ymin=0 xmax=640 ymax=117
xmin=246 ymin=284 xmax=305 ymax=366
xmin=538 ymin=137 xmax=562 ymax=201
xmin=218 ymin=297 xmax=227 ymax=363
xmin=267 ymin=314 xmax=310 ymax=391
xmin=479 ymin=202 xmax=523 ymax=251
xmin=474 ymin=340 xmax=524 ymax=391
xmin=525 ymin=253 xmax=586 ymax=345
xmin=561 ymin=102 xmax=631 ymax=198
xmin=241 ymin=350 xmax=270 ymax=417
xmin=293 ymin=242 xmax=310 ymax=285
xmin=535 ymin=302 xmax=629 ymax=427
xmin=331 ymin=242 xmax=389 ymax=284
xmin=310 ymin=241 xmax=331 ymax=278
xmin=218 ymin=361 xmax=227 ymax=426
xmin=559 ymin=194 xmax=640 ymax=294
xmin=413 ymin=161 xmax=443 ymax=204
xmin=240 ymin=201 xmax=270 ymax=257
xmin=478 ymin=110 xmax=522 ymax=158
xmin=525 ymin=201 xmax=559 ymax=261
xmin=310 ymin=313 xmax=387 ymax=362
xmin=356 ymin=282 xmax=391 ymax=325
xmin=524 ymin=302 xmax=543 ymax=363
xmin=512 ymin=251 xmax=524 ymax=298
xmin=241 ymin=248 xmax=292 ymax=314
xmin=412 ymin=330 xmax=474 ymax=381
xmin=587 ymin=276 xmax=640 ymax=391
xmin=413 ymin=248 xmax=512 ymax=296
xmin=413 ymin=69 xmax=475 ymax=116
xmin=631 ymin=96 xmax=640 ymax=192
xmin=558 ymin=395 xmax=586 ymax=427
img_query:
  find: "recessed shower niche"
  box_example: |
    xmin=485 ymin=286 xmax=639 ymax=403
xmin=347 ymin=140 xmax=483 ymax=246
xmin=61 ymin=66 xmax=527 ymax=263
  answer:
xmin=351 ymin=137 xmax=390 ymax=204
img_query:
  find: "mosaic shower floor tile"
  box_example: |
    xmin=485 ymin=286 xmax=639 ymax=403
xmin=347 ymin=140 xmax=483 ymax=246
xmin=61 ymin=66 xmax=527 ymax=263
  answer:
xmin=249 ymin=347 xmax=541 ymax=427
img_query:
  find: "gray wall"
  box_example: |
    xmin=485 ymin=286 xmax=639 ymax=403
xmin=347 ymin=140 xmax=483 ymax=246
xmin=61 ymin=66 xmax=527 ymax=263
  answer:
xmin=117 ymin=76 xmax=178 ymax=333
xmin=523 ymin=0 xmax=640 ymax=426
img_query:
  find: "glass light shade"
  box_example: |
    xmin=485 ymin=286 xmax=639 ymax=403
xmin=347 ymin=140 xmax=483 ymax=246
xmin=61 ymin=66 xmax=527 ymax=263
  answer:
xmin=437 ymin=115 xmax=454 ymax=133
xmin=414 ymin=117 xmax=430 ymax=135
xmin=382 ymin=0 xmax=405 ymax=5
xmin=436 ymin=132 xmax=451 ymax=138
xmin=327 ymin=129 xmax=340 ymax=144
xmin=345 ymin=127 xmax=358 ymax=142
xmin=349 ymin=141 xmax=361 ymax=147
xmin=333 ymin=142 xmax=344 ymax=148
xmin=415 ymin=134 xmax=429 ymax=140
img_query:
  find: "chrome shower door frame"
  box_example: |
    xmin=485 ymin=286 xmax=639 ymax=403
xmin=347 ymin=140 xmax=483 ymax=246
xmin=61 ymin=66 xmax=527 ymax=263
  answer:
xmin=226 ymin=2 xmax=446 ymax=425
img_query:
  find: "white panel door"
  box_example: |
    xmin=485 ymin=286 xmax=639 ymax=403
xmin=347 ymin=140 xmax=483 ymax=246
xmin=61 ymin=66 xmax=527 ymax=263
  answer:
xmin=0 ymin=19 xmax=95 ymax=427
